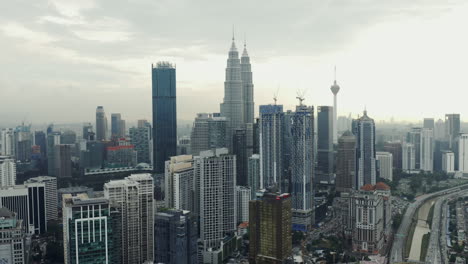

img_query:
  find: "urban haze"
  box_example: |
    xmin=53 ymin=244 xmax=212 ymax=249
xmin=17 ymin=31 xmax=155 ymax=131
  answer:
xmin=1 ymin=1 xmax=468 ymax=264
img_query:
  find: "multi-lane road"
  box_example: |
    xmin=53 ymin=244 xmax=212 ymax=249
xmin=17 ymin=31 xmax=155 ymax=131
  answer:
xmin=390 ymin=184 xmax=468 ymax=263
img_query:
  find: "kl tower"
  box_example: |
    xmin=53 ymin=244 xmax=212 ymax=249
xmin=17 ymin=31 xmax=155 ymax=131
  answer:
xmin=330 ymin=67 xmax=340 ymax=144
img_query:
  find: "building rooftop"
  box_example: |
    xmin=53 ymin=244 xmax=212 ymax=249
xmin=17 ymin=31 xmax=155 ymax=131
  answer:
xmin=361 ymin=184 xmax=375 ymax=191
xmin=375 ymin=182 xmax=390 ymax=191
xmin=0 ymin=207 xmax=14 ymax=218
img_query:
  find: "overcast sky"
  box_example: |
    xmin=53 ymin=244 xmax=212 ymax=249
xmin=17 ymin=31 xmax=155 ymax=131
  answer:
xmin=1 ymin=0 xmax=467 ymax=126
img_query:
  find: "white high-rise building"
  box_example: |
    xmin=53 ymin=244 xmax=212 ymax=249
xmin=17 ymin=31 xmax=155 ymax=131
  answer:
xmin=164 ymin=154 xmax=194 ymax=211
xmin=0 ymin=156 xmax=16 ymax=187
xmin=25 ymin=176 xmax=58 ymax=221
xmin=1 ymin=129 xmax=15 ymax=157
xmin=376 ymin=152 xmax=393 ymax=181
xmin=194 ymin=148 xmax=236 ymax=253
xmin=458 ymin=134 xmax=468 ymax=173
xmin=442 ymin=151 xmax=455 ymax=173
xmin=104 ymin=173 xmax=154 ymax=264
xmin=420 ymin=128 xmax=434 ymax=172
xmin=236 ymin=185 xmax=250 ymax=223
xmin=402 ymin=142 xmax=415 ymax=172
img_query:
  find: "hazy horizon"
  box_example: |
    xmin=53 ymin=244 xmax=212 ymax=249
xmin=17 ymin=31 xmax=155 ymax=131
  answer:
xmin=2 ymin=0 xmax=468 ymax=125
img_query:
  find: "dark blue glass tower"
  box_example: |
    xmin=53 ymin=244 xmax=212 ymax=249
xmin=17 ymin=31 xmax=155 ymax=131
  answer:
xmin=152 ymin=62 xmax=177 ymax=174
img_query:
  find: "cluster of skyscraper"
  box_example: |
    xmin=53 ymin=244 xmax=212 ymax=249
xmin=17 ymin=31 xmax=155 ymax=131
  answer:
xmin=4 ymin=30 xmax=468 ymax=264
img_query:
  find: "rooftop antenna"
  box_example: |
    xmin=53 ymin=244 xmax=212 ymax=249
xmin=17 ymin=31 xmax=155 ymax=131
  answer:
xmin=232 ymin=25 xmax=235 ymax=41
xmin=334 ymin=66 xmax=337 ymax=81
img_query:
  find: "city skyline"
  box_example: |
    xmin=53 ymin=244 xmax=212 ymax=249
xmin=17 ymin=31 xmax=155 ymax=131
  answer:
xmin=2 ymin=1 xmax=468 ymax=124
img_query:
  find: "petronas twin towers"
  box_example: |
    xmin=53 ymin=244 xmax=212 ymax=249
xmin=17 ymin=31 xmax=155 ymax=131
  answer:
xmin=220 ymin=36 xmax=255 ymax=136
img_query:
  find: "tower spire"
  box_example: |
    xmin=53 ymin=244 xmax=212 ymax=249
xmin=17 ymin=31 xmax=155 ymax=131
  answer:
xmin=232 ymin=25 xmax=235 ymax=41
xmin=334 ymin=66 xmax=337 ymax=83
xmin=244 ymin=32 xmax=246 ymax=48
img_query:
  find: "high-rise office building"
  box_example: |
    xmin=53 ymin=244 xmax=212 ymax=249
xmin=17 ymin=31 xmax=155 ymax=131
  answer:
xmin=152 ymin=62 xmax=177 ymax=174
xmin=111 ymin=113 xmax=125 ymax=138
xmin=290 ymin=103 xmax=314 ymax=231
xmin=154 ymin=209 xmax=198 ymax=264
xmin=406 ymin=129 xmax=421 ymax=170
xmin=104 ymin=173 xmax=154 ymax=264
xmin=236 ymin=185 xmax=250 ymax=223
xmin=434 ymin=118 xmax=445 ymax=140
xmin=434 ymin=140 xmax=450 ymax=172
xmin=1 ymin=128 xmax=15 ymax=157
xmin=233 ymin=128 xmax=249 ymax=186
xmin=119 ymin=120 xmax=126 ymax=137
xmin=80 ymin=141 xmax=104 ymax=170
xmin=0 ymin=185 xmax=29 ymax=230
xmin=330 ymin=72 xmax=341 ymax=144
xmin=24 ymin=181 xmax=47 ymax=234
xmin=96 ymin=106 xmax=108 ymax=141
xmin=442 ymin=150 xmax=455 ymax=173
xmin=336 ymin=131 xmax=356 ymax=192
xmin=111 ymin=113 xmax=122 ymax=138
xmin=458 ymin=134 xmax=468 ymax=173
xmin=423 ymin=118 xmax=435 ymax=130
xmin=241 ymin=41 xmax=254 ymax=125
xmin=61 ymin=130 xmax=77 ymax=145
xmin=259 ymin=104 xmax=284 ymax=191
xmin=220 ymin=36 xmax=244 ymax=149
xmin=383 ymin=141 xmax=402 ymax=170
xmin=129 ymin=126 xmax=151 ymax=164
xmin=164 ymin=155 xmax=194 ymax=211
xmin=352 ymin=110 xmax=376 ymax=189
xmin=16 ymin=131 xmax=32 ymax=162
xmin=34 ymin=131 xmax=47 ymax=157
xmin=420 ymin=128 xmax=434 ymax=172
xmin=47 ymin=131 xmax=61 ymax=176
xmin=190 ymin=113 xmax=228 ymax=156
xmin=0 ymin=207 xmax=25 ymax=264
xmin=82 ymin=123 xmax=93 ymax=140
xmin=406 ymin=128 xmax=433 ymax=172
xmin=194 ymin=149 xmax=236 ymax=257
xmin=25 ymin=176 xmax=58 ymax=221
xmin=54 ymin=144 xmax=72 ymax=178
xmin=249 ymin=191 xmax=292 ymax=264
xmin=402 ymin=142 xmax=416 ymax=172
xmin=445 ymin=114 xmax=460 ymax=149
xmin=248 ymin=154 xmax=261 ymax=199
xmin=376 ymin=152 xmax=393 ymax=181
xmin=62 ymin=193 xmax=120 ymax=264
xmin=0 ymin=156 xmax=16 ymax=187
xmin=317 ymin=106 xmax=334 ymax=184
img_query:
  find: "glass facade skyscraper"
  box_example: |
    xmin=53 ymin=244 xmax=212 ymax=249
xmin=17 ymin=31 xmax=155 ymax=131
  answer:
xmin=316 ymin=106 xmax=334 ymax=184
xmin=152 ymin=62 xmax=177 ymax=174
xmin=352 ymin=110 xmax=376 ymax=189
